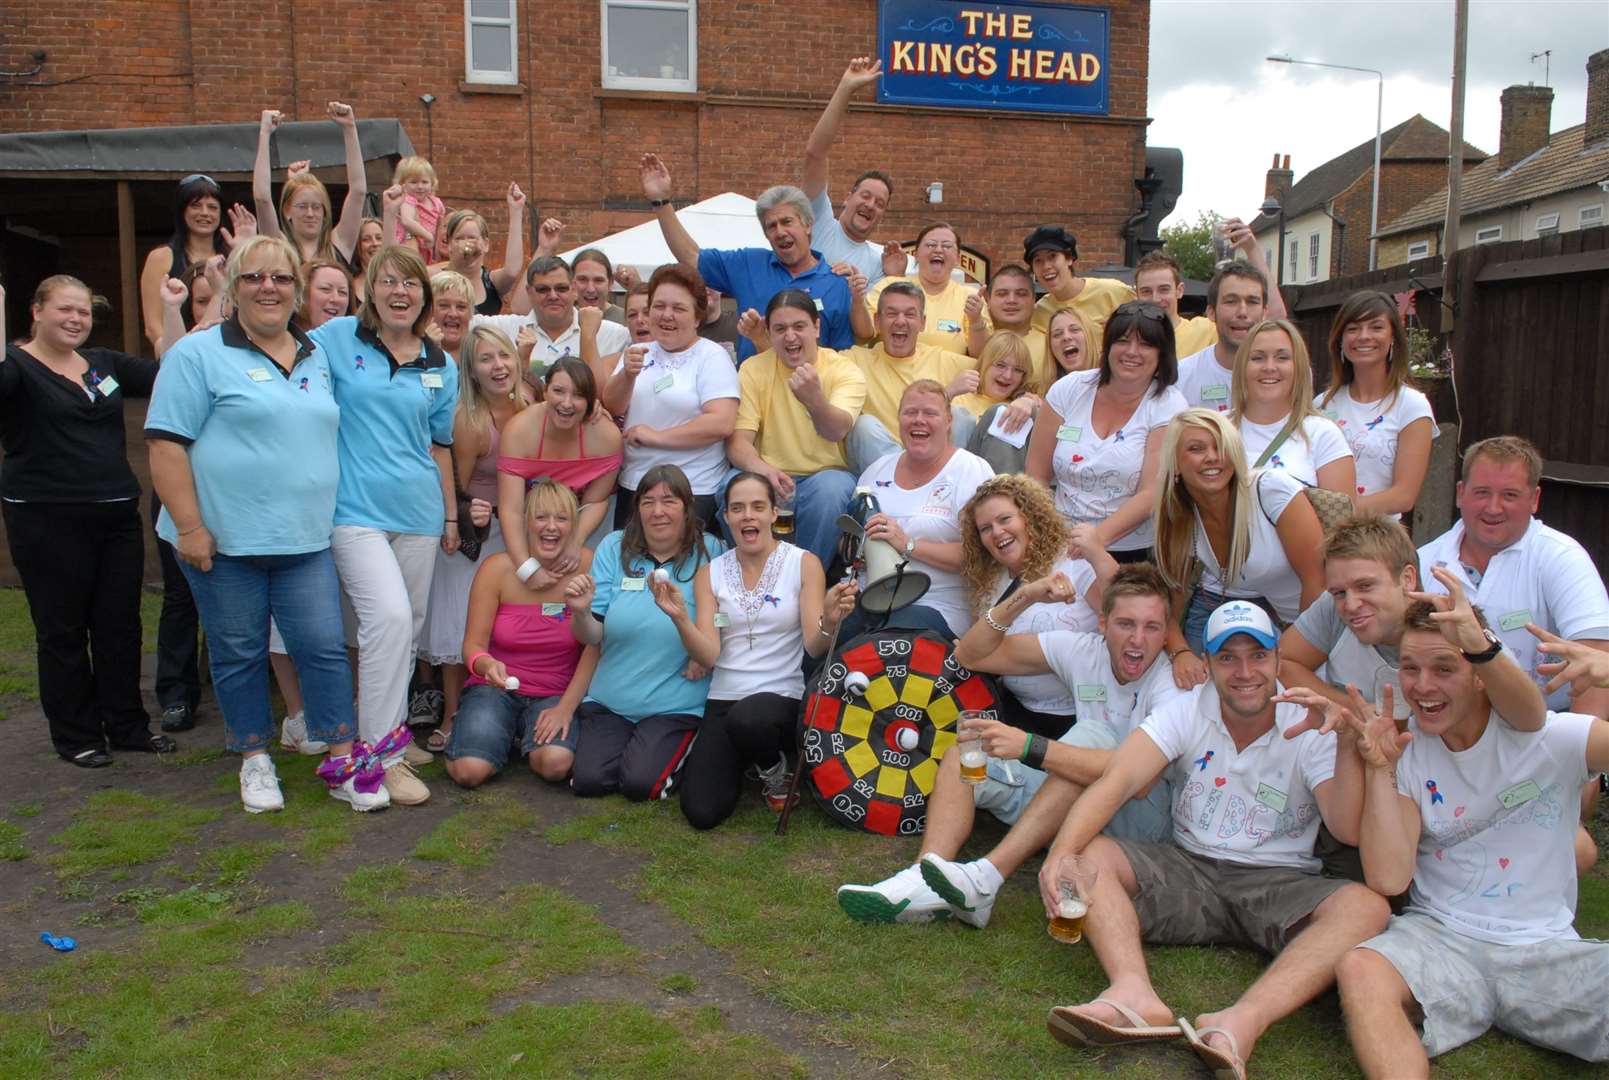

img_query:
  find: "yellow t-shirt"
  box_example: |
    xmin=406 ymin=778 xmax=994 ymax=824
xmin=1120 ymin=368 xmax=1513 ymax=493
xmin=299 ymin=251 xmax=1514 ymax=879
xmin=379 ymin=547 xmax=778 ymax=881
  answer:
xmin=866 ymin=275 xmax=979 ymax=354
xmin=1173 ymin=315 xmax=1218 ymax=357
xmin=847 ymin=342 xmax=974 ymax=430
xmin=734 ymin=346 xmax=866 ymax=475
xmin=1030 ymin=276 xmax=1136 ymax=357
xmin=950 ymin=392 xmax=1009 ymax=419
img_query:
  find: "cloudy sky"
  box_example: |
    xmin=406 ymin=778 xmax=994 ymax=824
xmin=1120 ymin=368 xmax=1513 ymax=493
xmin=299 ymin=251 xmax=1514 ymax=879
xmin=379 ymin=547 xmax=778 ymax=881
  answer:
xmin=1148 ymin=0 xmax=1603 ymax=226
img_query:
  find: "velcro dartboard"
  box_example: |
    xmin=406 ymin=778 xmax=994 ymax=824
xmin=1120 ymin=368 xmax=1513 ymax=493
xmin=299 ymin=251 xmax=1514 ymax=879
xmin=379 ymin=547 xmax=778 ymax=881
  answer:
xmin=802 ymin=628 xmax=1000 ymax=835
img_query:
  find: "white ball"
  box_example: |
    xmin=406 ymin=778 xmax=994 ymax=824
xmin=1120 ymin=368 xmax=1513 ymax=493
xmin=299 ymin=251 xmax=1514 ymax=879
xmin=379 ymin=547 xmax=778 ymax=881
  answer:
xmin=844 ymin=671 xmax=870 ymax=696
xmin=504 ymin=676 xmax=520 ymax=692
xmin=895 ymin=727 xmax=918 ymax=751
xmin=652 ymin=567 xmax=671 ymax=585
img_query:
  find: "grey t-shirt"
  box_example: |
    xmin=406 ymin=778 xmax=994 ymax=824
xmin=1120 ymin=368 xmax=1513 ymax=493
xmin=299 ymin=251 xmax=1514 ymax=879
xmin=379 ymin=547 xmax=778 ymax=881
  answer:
xmin=1293 ymin=592 xmax=1405 ymax=715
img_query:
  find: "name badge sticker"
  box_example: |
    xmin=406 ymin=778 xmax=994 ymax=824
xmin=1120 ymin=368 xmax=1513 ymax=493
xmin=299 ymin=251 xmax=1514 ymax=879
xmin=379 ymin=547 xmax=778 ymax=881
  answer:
xmin=652 ymin=374 xmax=675 ymax=394
xmin=713 ymin=613 xmax=732 ymax=629
xmin=1497 ymin=779 xmax=1541 ymax=810
xmin=1255 ymin=783 xmax=1289 ymax=813
xmin=1056 ymin=425 xmax=1082 ymax=442
xmin=936 ymin=319 xmax=962 ymax=334
xmin=541 ymin=602 xmax=566 ymax=617
xmin=813 ymin=298 xmax=825 ymax=311
xmin=1076 ymin=684 xmax=1107 ymax=702
xmin=621 ymin=576 xmax=646 ymax=592
xmin=247 ymin=367 xmax=272 ymax=382
xmin=421 ymin=372 xmax=444 ymax=389
xmin=1201 ymin=384 xmax=1229 ymax=402
xmin=1497 ymin=609 xmax=1532 ymax=632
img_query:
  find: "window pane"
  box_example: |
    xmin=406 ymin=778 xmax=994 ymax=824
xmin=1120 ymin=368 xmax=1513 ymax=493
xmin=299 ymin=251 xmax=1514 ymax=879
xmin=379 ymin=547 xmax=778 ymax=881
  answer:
xmin=607 ymin=7 xmax=690 ymax=80
xmin=471 ymin=24 xmax=513 ymax=71
xmin=471 ymin=0 xmax=511 ymax=19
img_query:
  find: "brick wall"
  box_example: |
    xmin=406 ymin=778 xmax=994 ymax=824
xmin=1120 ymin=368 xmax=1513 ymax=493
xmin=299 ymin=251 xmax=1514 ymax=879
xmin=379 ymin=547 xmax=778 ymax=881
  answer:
xmin=1330 ymin=160 xmax=1450 ymax=275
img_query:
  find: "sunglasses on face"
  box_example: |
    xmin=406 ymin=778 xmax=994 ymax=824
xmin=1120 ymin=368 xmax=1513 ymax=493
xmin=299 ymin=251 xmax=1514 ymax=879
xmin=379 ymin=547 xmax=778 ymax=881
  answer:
xmin=239 ymin=271 xmax=296 ymax=287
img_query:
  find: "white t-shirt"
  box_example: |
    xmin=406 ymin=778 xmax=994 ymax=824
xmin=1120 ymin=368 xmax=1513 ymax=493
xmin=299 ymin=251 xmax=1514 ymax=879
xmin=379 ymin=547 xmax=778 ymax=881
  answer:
xmin=1418 ymin=518 xmax=1609 ymax=710
xmin=1398 ymin=709 xmax=1593 ymax=945
xmin=990 ymin=557 xmax=1097 ymax=714
xmin=1316 ymin=384 xmax=1438 ymax=512
xmin=710 ymin=543 xmax=806 ymax=701
xmin=1044 ymin=368 xmax=1187 ymax=551
xmin=474 ymin=310 xmax=631 ymax=372
xmin=857 ymin=449 xmax=994 ymax=635
xmin=617 ymin=337 xmax=741 ymax=494
xmin=1238 ymin=414 xmax=1353 ymax=488
xmin=809 ymin=188 xmax=886 ymax=285
xmin=1174 ymin=344 xmax=1233 ymax=413
xmin=1142 ymin=682 xmax=1337 ymax=870
xmin=1038 ymin=630 xmax=1184 ymax=747
xmin=1195 ymin=469 xmax=1307 ymax=622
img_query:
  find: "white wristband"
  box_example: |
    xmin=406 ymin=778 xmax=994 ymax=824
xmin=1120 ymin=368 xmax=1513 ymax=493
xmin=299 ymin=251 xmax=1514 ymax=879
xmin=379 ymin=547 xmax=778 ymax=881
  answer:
xmin=515 ymin=557 xmax=541 ymax=583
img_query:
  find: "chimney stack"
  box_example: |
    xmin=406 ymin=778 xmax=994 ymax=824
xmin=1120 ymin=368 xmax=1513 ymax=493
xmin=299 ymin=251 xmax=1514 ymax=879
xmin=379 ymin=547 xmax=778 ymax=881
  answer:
xmin=1498 ymin=84 xmax=1554 ymax=169
xmin=1587 ymin=49 xmax=1609 ymax=148
xmin=1265 ymin=153 xmax=1293 ymax=201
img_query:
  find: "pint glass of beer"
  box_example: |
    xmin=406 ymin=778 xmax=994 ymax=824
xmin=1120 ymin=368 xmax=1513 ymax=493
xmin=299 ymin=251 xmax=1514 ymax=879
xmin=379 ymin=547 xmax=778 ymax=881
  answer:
xmin=1048 ymin=854 xmax=1098 ymax=943
xmin=956 ymin=712 xmax=988 ymax=784
xmin=773 ymin=488 xmax=796 ymax=539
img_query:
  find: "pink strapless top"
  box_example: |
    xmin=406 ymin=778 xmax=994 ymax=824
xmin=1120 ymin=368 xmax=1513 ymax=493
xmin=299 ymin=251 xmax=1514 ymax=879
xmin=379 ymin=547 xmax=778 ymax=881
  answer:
xmin=464 ymin=603 xmax=582 ymax=697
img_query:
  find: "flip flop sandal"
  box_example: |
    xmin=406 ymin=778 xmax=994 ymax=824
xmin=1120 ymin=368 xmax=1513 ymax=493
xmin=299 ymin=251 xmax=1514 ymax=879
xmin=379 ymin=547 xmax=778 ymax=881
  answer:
xmin=1047 ymin=999 xmax=1184 ymax=1047
xmin=425 ymin=727 xmax=449 ymax=753
xmin=113 ymin=732 xmax=178 ymax=754
xmin=1179 ymin=1017 xmax=1248 ymax=1080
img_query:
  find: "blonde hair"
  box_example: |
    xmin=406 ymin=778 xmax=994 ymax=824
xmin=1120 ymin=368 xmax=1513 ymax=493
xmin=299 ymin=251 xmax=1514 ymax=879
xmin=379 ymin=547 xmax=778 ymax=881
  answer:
xmin=459 ymin=324 xmax=532 ymax=443
xmin=277 ymin=173 xmax=335 ymax=263
xmin=393 ymin=155 xmax=439 ymax=188
xmin=225 ymin=235 xmax=305 ymax=312
xmin=1152 ymin=409 xmax=1253 ymax=592
xmin=1324 ymin=512 xmax=1419 ymax=578
xmin=430 ymin=269 xmax=473 ymax=303
xmin=525 ymin=479 xmax=579 ymax=528
xmin=901 ymin=378 xmax=950 ymax=409
xmin=1229 ymin=319 xmax=1320 ymax=444
xmin=959 ymin=475 xmax=1068 ymax=613
xmin=1462 ymin=435 xmax=1543 ymax=489
xmin=1047 ymin=306 xmax=1097 ymax=374
xmin=975 ymin=331 xmax=1037 ymax=399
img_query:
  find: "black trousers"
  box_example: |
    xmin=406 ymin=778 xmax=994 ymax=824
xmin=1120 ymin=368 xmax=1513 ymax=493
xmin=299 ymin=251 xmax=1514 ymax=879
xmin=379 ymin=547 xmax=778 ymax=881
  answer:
xmin=679 ymin=693 xmax=800 ymax=830
xmin=571 ymin=700 xmax=700 ymax=801
xmin=3 ymin=499 xmax=150 ymax=755
xmin=149 ymin=491 xmax=201 ymax=711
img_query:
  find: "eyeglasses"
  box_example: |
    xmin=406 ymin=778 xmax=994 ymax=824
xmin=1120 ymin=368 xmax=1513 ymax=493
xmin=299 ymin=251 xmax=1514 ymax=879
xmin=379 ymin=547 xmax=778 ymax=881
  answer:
xmin=289 ymin=202 xmax=324 ymax=214
xmin=530 ymin=284 xmax=571 ymax=295
xmin=919 ymin=241 xmax=958 ymax=252
xmin=378 ymin=276 xmax=424 ymax=292
xmin=238 ymin=271 xmax=296 ymax=288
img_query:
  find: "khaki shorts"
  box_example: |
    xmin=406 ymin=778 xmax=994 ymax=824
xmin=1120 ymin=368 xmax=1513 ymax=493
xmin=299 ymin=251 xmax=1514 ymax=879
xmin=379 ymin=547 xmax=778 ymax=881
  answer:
xmin=1113 ymin=840 xmax=1349 ymax=955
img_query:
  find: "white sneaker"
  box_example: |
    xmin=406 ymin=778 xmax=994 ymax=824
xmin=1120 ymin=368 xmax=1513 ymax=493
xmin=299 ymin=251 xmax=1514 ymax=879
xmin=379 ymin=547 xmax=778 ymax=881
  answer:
xmin=279 ymin=712 xmax=327 ymax=755
xmin=382 ymin=761 xmax=430 ymax=805
xmin=836 ymin=864 xmax=950 ymax=924
xmin=920 ymin=854 xmax=998 ymax=928
xmin=328 ymin=775 xmax=390 ymax=812
xmin=239 ymin=755 xmax=284 ymax=814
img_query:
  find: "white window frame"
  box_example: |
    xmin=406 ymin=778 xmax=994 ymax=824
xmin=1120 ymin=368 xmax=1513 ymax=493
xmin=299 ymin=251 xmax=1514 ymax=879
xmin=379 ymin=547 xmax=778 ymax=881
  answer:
xmin=1581 ymin=204 xmax=1605 ymax=228
xmin=1288 ymin=240 xmax=1300 ymax=282
xmin=1474 ymin=225 xmax=1504 ymax=245
xmin=1308 ymin=232 xmax=1320 ymax=279
xmin=464 ymin=0 xmax=518 ymax=85
xmin=1406 ymin=239 xmax=1431 ymax=260
xmin=1536 ymin=212 xmax=1560 ymax=237
xmin=601 ymin=0 xmax=698 ymax=93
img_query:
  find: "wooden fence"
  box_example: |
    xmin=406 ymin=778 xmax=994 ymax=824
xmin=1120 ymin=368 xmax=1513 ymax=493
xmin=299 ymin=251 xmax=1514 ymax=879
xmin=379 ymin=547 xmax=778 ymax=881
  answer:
xmin=1283 ymin=224 xmax=1609 ymax=575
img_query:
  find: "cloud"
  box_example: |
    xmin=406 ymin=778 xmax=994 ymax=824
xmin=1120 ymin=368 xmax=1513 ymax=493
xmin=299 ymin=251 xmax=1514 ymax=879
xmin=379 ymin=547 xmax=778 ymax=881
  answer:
xmin=1149 ymin=0 xmax=1599 ymax=224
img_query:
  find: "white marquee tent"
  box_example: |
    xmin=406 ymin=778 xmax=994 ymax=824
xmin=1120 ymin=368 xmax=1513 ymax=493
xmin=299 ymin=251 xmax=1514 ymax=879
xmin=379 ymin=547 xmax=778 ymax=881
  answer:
xmin=559 ymin=191 xmax=767 ymax=278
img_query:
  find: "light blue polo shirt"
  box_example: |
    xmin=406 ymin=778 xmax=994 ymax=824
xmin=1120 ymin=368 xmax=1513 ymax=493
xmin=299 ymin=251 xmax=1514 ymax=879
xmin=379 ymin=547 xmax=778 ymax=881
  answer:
xmin=146 ymin=319 xmax=339 ymax=556
xmin=696 ymin=247 xmax=855 ymax=362
xmin=584 ymin=530 xmax=724 ymax=722
xmin=310 ymin=316 xmax=458 ymax=535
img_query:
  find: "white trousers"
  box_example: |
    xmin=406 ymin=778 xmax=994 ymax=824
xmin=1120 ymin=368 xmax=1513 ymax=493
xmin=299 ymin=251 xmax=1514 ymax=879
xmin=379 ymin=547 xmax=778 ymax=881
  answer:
xmin=331 ymin=525 xmax=439 ymax=743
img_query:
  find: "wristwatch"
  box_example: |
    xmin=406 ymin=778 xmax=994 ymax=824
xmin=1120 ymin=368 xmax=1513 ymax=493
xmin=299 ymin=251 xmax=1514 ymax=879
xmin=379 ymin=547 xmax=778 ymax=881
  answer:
xmin=903 ymin=537 xmax=917 ymax=559
xmin=1462 ymin=629 xmax=1503 ymax=665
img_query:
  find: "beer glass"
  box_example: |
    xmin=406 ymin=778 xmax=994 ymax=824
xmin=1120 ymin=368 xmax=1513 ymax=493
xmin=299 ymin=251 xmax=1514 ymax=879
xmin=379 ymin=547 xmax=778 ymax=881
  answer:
xmin=1048 ymin=854 xmax=1098 ymax=943
xmin=773 ymin=488 xmax=796 ymax=539
xmin=957 ymin=713 xmax=988 ymax=784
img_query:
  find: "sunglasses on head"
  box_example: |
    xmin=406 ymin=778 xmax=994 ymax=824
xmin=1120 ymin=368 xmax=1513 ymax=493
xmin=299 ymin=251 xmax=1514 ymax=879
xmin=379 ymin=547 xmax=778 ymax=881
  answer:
xmin=1113 ymin=301 xmax=1167 ymax=322
xmin=180 ymin=173 xmax=219 ymax=189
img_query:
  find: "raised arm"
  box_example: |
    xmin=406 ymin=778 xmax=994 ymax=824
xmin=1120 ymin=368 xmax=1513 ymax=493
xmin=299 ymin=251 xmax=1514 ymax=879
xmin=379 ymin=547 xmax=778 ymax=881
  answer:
xmin=1349 ymin=699 xmax=1420 ymax=895
xmin=1225 ymin=217 xmax=1285 ymax=320
xmin=641 ymin=154 xmax=700 ymax=268
xmin=327 ymin=101 xmax=366 ymax=261
xmin=139 ymin=247 xmax=174 ymax=352
xmin=154 ymin=278 xmax=189 ymax=357
xmin=490 ymin=183 xmax=528 ymax=295
xmin=802 ymin=57 xmax=883 ymax=201
xmin=953 ymin=572 xmax=1075 ymax=671
xmin=651 ymin=563 xmax=720 ymax=668
xmin=252 ymin=109 xmax=285 ymax=239
xmin=1409 ymin=564 xmax=1546 ymax=731
xmin=602 ymin=342 xmax=649 ymax=417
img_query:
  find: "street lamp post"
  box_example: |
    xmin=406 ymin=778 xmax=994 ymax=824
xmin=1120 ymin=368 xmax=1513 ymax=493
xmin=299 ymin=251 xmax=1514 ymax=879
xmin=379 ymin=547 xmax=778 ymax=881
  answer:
xmin=1268 ymin=54 xmax=1383 ymax=271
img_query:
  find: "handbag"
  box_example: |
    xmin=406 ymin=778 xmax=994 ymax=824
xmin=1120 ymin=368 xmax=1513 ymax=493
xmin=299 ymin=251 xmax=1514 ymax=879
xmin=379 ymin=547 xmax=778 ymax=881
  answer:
xmin=455 ymin=491 xmax=491 ymax=561
xmin=1252 ymin=418 xmax=1355 ymax=533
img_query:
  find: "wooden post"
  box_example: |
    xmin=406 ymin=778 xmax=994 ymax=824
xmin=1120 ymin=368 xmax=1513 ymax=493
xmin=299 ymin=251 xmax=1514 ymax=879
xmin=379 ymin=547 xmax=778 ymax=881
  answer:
xmin=116 ymin=180 xmax=139 ymax=354
xmin=1441 ymin=0 xmax=1469 ymax=335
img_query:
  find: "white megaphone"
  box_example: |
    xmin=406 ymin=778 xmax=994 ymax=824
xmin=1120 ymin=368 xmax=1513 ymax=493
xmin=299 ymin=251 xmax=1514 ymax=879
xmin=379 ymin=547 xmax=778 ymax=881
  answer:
xmin=836 ymin=509 xmax=930 ymax=616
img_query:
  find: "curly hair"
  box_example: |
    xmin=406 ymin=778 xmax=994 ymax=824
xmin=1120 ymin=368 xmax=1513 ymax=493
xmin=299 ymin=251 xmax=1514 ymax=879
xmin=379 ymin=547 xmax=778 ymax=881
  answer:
xmin=959 ymin=474 xmax=1069 ymax=613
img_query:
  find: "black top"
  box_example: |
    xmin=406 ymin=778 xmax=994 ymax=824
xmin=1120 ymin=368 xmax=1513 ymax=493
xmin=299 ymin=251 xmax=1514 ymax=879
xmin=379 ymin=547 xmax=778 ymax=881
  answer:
xmin=476 ymin=267 xmax=503 ymax=316
xmin=0 ymin=345 xmax=160 ymax=502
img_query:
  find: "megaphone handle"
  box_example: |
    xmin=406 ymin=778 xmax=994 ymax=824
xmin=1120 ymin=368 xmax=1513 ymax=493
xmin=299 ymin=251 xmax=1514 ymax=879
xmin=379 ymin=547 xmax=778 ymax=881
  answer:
xmin=777 ymin=605 xmax=850 ymax=837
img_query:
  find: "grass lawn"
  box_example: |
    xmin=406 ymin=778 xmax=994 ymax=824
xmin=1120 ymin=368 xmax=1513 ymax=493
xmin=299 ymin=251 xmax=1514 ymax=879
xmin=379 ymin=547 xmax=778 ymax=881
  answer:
xmin=0 ymin=586 xmax=1604 ymax=1078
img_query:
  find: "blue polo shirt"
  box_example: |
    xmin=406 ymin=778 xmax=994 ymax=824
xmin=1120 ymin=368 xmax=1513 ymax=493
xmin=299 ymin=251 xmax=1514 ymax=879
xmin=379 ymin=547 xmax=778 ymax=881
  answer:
xmin=585 ymin=530 xmax=724 ymax=722
xmin=310 ymin=316 xmax=458 ymax=535
xmin=146 ymin=318 xmax=339 ymax=556
xmin=697 ymin=247 xmax=854 ymax=362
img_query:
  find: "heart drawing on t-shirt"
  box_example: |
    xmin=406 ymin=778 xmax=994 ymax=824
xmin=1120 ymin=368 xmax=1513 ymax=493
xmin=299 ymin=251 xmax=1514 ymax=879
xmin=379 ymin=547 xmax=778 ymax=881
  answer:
xmin=1453 ymin=805 xmax=1465 ymax=817
xmin=1213 ymin=776 xmax=1226 ymax=787
xmin=1499 ymin=857 xmax=1510 ymax=870
xmin=1356 ymin=486 xmax=1366 ymax=494
xmin=1071 ymin=454 xmax=1084 ymax=463
xmin=1434 ymin=849 xmax=1444 ymax=860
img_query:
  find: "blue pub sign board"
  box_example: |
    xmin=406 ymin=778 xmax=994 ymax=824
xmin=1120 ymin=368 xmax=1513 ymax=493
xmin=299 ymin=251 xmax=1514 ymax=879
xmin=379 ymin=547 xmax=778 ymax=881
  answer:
xmin=877 ymin=1 xmax=1110 ymax=115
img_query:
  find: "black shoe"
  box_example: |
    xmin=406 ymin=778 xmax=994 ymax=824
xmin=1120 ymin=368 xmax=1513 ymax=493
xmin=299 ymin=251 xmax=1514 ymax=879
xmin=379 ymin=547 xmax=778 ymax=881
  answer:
xmin=111 ymin=731 xmax=178 ymax=754
xmin=63 ymin=746 xmax=113 ymax=768
xmin=161 ymin=704 xmax=195 ymax=732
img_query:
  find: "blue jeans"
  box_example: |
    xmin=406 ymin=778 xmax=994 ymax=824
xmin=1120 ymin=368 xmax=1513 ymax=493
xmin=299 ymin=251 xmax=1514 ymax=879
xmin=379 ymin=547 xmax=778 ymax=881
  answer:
xmin=181 ymin=549 xmax=355 ymax=753
xmin=446 ymin=684 xmax=574 ymax=772
xmin=716 ymin=467 xmax=857 ymax=567
xmin=1182 ymin=586 xmax=1282 ymax=655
